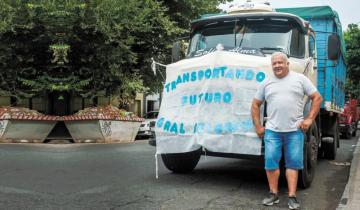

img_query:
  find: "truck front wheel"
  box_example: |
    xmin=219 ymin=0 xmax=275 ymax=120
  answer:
xmin=161 ymin=149 xmax=202 ymax=173
xmin=298 ymin=124 xmax=318 ymax=189
xmin=323 ymin=121 xmax=339 ymax=160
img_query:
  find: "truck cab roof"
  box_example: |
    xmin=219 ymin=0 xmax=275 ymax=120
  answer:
xmin=191 ymin=12 xmax=309 ymax=34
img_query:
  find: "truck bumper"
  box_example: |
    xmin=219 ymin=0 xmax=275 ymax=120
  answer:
xmin=339 ymin=123 xmax=350 ymax=133
xmin=148 ymin=136 xmax=265 ymax=158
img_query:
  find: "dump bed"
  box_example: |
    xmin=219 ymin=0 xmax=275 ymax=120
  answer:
xmin=277 ymin=6 xmax=346 ymax=113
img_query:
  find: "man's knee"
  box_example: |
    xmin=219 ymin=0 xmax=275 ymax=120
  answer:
xmin=285 ymin=155 xmax=303 ymax=169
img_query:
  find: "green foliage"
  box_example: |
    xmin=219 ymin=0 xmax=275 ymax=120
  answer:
xmin=50 ymin=44 xmax=70 ymax=64
xmin=344 ymin=24 xmax=360 ymax=99
xmin=0 ymin=0 xmax=225 ymax=106
xmin=159 ymin=0 xmax=226 ymax=29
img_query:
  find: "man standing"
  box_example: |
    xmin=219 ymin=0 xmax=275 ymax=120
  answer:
xmin=251 ymin=52 xmax=322 ymax=209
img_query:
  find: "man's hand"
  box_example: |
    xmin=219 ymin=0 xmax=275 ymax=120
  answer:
xmin=299 ymin=118 xmax=313 ymax=131
xmin=255 ymin=125 xmax=265 ymax=138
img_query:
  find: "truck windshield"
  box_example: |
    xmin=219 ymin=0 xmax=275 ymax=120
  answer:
xmin=188 ymin=20 xmax=305 ymax=58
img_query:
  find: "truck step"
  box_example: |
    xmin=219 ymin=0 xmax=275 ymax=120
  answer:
xmin=322 ymin=137 xmax=334 ymax=143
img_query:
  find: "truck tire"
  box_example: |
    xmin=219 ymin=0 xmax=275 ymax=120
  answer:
xmin=161 ymin=149 xmax=201 ymax=173
xmin=323 ymin=121 xmax=338 ymax=160
xmin=298 ymin=124 xmax=318 ymax=189
xmin=352 ymin=124 xmax=357 ymax=137
xmin=344 ymin=126 xmax=352 ymax=139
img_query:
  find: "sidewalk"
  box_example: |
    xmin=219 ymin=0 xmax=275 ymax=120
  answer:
xmin=337 ymin=135 xmax=360 ymax=210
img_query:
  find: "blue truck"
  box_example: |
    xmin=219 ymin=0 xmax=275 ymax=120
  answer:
xmin=154 ymin=2 xmax=346 ymax=189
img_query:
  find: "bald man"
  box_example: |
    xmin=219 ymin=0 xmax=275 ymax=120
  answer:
xmin=251 ymin=52 xmax=322 ymax=209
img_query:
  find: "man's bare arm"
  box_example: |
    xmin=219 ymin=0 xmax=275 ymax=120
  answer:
xmin=307 ymin=92 xmax=323 ymax=120
xmin=300 ymin=92 xmax=323 ymax=131
xmin=251 ymin=98 xmax=265 ymax=138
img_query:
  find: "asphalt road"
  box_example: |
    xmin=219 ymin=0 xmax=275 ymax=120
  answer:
xmin=0 ymin=134 xmax=357 ymax=210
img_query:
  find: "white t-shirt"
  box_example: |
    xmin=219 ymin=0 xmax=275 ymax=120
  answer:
xmin=254 ymin=71 xmax=318 ymax=132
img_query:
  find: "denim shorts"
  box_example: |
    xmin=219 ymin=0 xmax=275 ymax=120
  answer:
xmin=264 ymin=129 xmax=304 ymax=170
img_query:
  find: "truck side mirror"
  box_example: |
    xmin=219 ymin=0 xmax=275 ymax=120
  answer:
xmin=328 ymin=34 xmax=340 ymax=60
xmin=172 ymin=41 xmax=182 ymax=62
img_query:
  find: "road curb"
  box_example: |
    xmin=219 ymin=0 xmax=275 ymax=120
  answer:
xmin=337 ymin=135 xmax=360 ymax=210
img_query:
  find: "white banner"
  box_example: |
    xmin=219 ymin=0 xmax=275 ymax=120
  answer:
xmin=156 ymin=51 xmax=271 ymax=155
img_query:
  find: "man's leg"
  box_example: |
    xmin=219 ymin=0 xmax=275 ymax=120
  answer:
xmin=286 ymin=169 xmax=298 ymax=196
xmin=264 ymin=130 xmax=282 ymax=193
xmin=266 ymin=169 xmax=280 ymax=194
xmin=262 ymin=130 xmax=282 ymax=206
xmin=284 ymin=129 xmax=304 ymax=209
xmin=284 ymin=129 xmax=304 ymax=196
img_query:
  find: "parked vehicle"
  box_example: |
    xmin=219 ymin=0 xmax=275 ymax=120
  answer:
xmin=339 ymin=99 xmax=359 ymax=138
xmin=137 ymin=111 xmax=158 ymax=139
xmin=148 ymin=126 xmax=156 ymax=146
xmin=152 ymin=2 xmax=347 ymax=189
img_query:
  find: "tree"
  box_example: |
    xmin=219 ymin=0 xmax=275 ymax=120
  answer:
xmin=344 ymin=24 xmax=360 ymax=99
xmin=0 ymin=0 xmax=226 ymax=108
xmin=0 ymin=0 xmax=179 ymax=107
xmin=160 ymin=0 xmax=226 ymax=29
